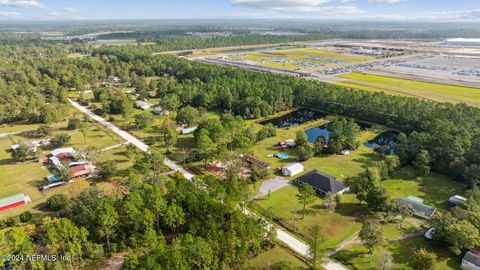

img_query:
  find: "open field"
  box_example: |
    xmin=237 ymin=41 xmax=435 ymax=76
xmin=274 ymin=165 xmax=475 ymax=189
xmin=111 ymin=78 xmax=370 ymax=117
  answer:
xmin=382 ymin=167 xmax=466 ymax=210
xmin=337 ymin=72 xmax=480 ymax=107
xmin=243 ymin=245 xmax=308 ymax=269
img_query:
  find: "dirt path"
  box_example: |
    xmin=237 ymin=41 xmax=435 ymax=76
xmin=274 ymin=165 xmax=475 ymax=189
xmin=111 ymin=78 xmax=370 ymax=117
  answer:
xmin=97 ymin=253 xmax=125 ymax=270
xmin=327 ymin=231 xmax=361 ymax=257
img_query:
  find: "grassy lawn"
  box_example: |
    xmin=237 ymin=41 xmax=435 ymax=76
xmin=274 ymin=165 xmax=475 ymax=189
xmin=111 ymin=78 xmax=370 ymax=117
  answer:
xmin=334 ymin=236 xmax=461 ymax=270
xmin=244 ymin=245 xmax=308 ymax=269
xmin=253 ymin=185 xmax=362 ymax=249
xmin=337 ymin=73 xmax=480 ymax=107
xmin=382 ymin=167 xmax=466 ymax=210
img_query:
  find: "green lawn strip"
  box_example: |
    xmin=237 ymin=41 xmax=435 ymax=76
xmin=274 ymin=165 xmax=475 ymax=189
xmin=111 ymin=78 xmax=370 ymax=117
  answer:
xmin=243 ymin=244 xmax=308 ymax=269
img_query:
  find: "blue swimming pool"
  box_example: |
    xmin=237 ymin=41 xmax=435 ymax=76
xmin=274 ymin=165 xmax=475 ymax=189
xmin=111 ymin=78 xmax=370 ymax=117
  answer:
xmin=277 ymin=153 xmax=289 ymax=159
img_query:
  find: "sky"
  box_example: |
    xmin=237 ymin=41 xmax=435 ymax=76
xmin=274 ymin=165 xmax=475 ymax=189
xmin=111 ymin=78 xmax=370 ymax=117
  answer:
xmin=0 ymin=0 xmax=479 ymax=21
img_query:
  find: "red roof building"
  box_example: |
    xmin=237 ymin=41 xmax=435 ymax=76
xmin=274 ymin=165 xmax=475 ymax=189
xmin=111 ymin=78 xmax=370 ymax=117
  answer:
xmin=0 ymin=193 xmax=31 ymax=212
xmin=69 ymin=164 xmax=95 ymax=178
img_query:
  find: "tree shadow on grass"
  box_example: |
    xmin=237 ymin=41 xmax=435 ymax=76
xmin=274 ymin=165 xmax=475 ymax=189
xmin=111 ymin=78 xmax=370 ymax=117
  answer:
xmin=0 ymin=158 xmax=14 ymax=165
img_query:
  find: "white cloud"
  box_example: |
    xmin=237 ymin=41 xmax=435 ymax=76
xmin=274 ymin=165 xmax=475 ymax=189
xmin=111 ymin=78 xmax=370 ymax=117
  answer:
xmin=0 ymin=11 xmax=21 ymax=17
xmin=0 ymin=0 xmax=45 ymax=8
xmin=62 ymin=7 xmax=80 ymax=13
xmin=368 ymin=0 xmax=404 ymax=3
xmin=230 ymin=0 xmax=361 ymax=15
xmin=46 ymin=11 xmax=60 ymax=17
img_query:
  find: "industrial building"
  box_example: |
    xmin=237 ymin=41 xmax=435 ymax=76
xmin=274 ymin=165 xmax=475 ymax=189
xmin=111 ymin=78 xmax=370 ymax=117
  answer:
xmin=443 ymin=38 xmax=480 ymax=46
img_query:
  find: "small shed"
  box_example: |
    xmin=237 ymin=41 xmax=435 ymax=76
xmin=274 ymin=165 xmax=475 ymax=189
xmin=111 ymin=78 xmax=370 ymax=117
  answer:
xmin=462 ymin=250 xmax=480 ymax=270
xmin=136 ymin=101 xmax=153 ymax=110
xmin=448 ymin=195 xmax=467 ymax=208
xmin=181 ymin=127 xmax=198 ymax=135
xmin=0 ymin=193 xmax=31 ymax=212
xmin=282 ymin=163 xmax=304 ymax=177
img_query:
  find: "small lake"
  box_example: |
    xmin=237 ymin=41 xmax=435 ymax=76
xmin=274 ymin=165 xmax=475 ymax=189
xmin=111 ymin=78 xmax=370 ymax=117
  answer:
xmin=305 ymin=121 xmax=372 ymax=143
xmin=260 ymin=109 xmax=326 ymax=128
xmin=364 ymin=131 xmax=399 ymax=151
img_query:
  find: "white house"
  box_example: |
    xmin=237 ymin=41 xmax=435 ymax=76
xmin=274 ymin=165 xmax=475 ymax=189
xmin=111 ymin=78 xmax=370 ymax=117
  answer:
xmin=136 ymin=101 xmax=153 ymax=110
xmin=51 ymin=148 xmax=76 ymax=157
xmin=181 ymin=127 xmax=198 ymax=135
xmin=462 ymin=250 xmax=480 ymax=270
xmin=282 ymin=163 xmax=304 ymax=177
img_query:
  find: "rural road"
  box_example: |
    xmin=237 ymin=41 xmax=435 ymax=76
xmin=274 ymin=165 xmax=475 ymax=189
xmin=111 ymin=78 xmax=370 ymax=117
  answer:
xmin=68 ymin=99 xmax=194 ymax=180
xmin=68 ymin=98 xmax=348 ymax=270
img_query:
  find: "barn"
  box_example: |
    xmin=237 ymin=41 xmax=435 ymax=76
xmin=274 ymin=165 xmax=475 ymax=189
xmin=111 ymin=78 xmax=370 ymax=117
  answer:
xmin=0 ymin=193 xmax=31 ymax=212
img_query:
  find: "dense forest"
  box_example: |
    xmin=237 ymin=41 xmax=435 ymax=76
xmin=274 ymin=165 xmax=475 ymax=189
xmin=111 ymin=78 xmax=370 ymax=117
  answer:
xmin=0 ymin=165 xmax=274 ymax=269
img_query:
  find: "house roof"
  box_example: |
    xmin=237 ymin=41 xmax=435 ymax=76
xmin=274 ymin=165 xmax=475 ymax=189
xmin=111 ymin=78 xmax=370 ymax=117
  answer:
xmin=0 ymin=193 xmax=25 ymax=208
xmin=283 ymin=163 xmax=304 ymax=172
xmin=397 ymin=197 xmax=436 ymax=217
xmin=296 ymin=170 xmax=347 ymax=194
xmin=70 ymin=164 xmax=94 ymax=178
xmin=51 ymin=148 xmax=75 ymax=157
xmin=464 ymin=251 xmax=480 ymax=266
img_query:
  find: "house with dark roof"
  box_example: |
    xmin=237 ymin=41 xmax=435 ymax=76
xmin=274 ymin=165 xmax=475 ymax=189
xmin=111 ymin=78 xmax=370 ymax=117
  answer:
xmin=295 ymin=170 xmax=349 ymax=195
xmin=462 ymin=250 xmax=480 ymax=270
xmin=396 ymin=196 xmax=436 ymax=219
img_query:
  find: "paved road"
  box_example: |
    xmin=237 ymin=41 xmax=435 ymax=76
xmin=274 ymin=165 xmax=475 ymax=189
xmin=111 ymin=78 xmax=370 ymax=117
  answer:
xmin=69 ymin=99 xmax=347 ymax=270
xmin=68 ymin=99 xmax=194 ymax=180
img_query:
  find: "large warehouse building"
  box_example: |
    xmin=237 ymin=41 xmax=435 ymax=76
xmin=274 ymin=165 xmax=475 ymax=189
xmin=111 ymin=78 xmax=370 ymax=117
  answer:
xmin=443 ymin=38 xmax=480 ymax=46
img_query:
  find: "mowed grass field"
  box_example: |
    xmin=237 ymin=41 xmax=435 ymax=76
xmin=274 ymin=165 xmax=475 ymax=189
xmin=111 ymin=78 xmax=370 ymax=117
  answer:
xmin=254 ymin=185 xmax=362 ymax=250
xmin=229 ymin=48 xmax=374 ymax=70
xmin=337 ymin=73 xmax=480 ymax=107
xmin=243 ymin=245 xmax=307 ymax=269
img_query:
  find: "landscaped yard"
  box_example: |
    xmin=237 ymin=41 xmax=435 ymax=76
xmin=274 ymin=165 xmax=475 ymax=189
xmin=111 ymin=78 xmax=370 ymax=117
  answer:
xmin=336 ymin=72 xmax=480 ymax=107
xmin=253 ymin=185 xmax=362 ymax=249
xmin=251 ymin=115 xmax=385 ymax=181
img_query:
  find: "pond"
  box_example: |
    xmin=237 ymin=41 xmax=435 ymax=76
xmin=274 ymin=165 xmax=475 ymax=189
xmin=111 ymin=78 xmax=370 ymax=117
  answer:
xmin=364 ymin=131 xmax=399 ymax=152
xmin=260 ymin=109 xmax=327 ymax=128
xmin=305 ymin=121 xmax=372 ymax=143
